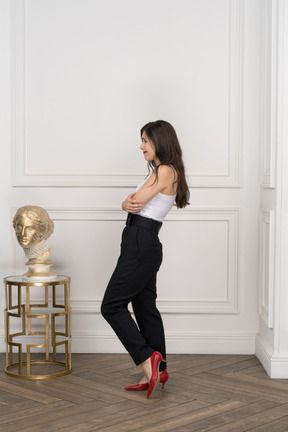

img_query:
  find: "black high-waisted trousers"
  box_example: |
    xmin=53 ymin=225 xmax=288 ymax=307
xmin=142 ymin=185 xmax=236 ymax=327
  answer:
xmin=101 ymin=214 xmax=166 ymax=370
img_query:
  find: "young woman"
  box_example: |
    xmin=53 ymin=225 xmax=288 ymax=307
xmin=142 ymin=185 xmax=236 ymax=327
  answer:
xmin=101 ymin=120 xmax=190 ymax=398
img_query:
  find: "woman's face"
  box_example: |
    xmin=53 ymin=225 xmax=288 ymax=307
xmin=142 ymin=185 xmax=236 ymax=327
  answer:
xmin=15 ymin=214 xmax=42 ymax=248
xmin=140 ymin=131 xmax=160 ymax=165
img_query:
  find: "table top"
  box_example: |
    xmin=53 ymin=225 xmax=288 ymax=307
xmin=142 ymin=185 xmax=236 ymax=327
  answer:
xmin=3 ymin=275 xmax=70 ymax=286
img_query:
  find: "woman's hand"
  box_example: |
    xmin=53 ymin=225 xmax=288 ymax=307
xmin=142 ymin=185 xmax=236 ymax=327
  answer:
xmin=122 ymin=193 xmax=143 ymax=213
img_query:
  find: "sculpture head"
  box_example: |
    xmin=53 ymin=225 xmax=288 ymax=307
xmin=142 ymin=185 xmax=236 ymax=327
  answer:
xmin=13 ymin=206 xmax=54 ymax=249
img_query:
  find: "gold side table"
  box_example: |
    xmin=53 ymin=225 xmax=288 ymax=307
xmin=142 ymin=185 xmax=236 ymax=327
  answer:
xmin=4 ymin=275 xmax=72 ymax=379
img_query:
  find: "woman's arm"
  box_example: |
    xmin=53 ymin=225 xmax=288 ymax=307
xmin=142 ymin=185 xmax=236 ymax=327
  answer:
xmin=122 ymin=193 xmax=143 ymax=213
xmin=132 ymin=165 xmax=175 ymax=208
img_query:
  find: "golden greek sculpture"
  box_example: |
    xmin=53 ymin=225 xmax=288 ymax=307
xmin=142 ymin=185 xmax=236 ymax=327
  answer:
xmin=13 ymin=206 xmax=56 ymax=280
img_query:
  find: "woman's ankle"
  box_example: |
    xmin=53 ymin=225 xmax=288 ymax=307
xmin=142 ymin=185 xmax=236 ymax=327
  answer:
xmin=141 ymin=357 xmax=152 ymax=382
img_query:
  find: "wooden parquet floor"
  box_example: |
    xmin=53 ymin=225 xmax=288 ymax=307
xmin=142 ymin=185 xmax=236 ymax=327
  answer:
xmin=0 ymin=353 xmax=288 ymax=431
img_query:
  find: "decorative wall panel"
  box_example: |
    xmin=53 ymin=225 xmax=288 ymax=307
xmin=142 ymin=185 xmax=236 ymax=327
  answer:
xmin=12 ymin=0 xmax=243 ymax=188
xmin=261 ymin=0 xmax=277 ymax=188
xmin=259 ymin=209 xmax=275 ymax=328
xmin=14 ymin=207 xmax=240 ymax=314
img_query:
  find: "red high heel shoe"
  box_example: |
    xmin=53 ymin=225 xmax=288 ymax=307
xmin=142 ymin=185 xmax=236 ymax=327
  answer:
xmin=147 ymin=351 xmax=166 ymax=399
xmin=159 ymin=369 xmax=168 ymax=389
xmin=124 ymin=369 xmax=168 ymax=391
xmin=125 ymin=382 xmax=149 ymax=391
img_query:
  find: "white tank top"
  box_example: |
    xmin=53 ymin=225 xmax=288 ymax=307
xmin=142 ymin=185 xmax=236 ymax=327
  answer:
xmin=135 ymin=172 xmax=176 ymax=222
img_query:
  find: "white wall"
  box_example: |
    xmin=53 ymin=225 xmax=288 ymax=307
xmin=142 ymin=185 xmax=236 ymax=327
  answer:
xmin=256 ymin=0 xmax=288 ymax=378
xmin=0 ymin=0 xmax=262 ymax=355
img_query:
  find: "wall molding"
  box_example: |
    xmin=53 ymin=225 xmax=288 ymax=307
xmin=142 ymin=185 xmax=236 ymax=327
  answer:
xmin=14 ymin=206 xmax=240 ymax=314
xmin=11 ymin=0 xmax=243 ymax=188
xmin=261 ymin=0 xmax=278 ymax=188
xmin=259 ymin=209 xmax=275 ymax=328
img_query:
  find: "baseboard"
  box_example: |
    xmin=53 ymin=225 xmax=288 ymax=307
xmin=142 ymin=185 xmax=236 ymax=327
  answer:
xmin=165 ymin=332 xmax=256 ymax=354
xmin=64 ymin=331 xmax=256 ymax=354
xmin=256 ymin=334 xmax=288 ymax=379
xmin=255 ymin=334 xmax=273 ymax=376
xmin=0 ymin=331 xmax=256 ymax=355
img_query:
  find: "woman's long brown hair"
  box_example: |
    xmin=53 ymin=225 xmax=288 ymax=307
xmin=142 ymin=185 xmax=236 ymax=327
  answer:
xmin=141 ymin=120 xmax=190 ymax=208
